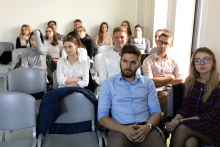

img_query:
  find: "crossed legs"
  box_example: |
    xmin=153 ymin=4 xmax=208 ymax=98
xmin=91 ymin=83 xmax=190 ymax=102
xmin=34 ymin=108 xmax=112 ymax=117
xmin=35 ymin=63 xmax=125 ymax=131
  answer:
xmin=170 ymin=125 xmax=214 ymax=147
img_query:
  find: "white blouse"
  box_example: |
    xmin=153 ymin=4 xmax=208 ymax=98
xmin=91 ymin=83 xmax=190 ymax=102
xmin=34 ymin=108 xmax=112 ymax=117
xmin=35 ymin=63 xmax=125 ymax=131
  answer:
xmin=57 ymin=57 xmax=89 ymax=88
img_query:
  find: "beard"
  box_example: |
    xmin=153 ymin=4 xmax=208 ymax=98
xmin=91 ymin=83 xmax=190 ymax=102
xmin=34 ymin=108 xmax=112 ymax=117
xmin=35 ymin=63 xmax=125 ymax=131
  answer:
xmin=120 ymin=64 xmax=138 ymax=78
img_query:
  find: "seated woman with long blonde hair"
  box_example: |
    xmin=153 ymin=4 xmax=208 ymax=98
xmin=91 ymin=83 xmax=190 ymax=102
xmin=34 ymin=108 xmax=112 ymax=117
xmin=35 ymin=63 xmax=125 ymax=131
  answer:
xmin=165 ymin=47 xmax=220 ymax=147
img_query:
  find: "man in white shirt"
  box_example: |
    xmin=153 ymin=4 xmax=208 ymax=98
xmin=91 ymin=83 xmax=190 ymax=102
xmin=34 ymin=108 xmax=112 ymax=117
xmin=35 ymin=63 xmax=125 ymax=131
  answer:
xmin=99 ymin=27 xmax=128 ymax=84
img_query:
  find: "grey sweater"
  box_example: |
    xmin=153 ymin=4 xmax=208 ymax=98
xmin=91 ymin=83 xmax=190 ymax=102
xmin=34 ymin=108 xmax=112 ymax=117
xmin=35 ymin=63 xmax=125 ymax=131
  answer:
xmin=21 ymin=30 xmax=48 ymax=74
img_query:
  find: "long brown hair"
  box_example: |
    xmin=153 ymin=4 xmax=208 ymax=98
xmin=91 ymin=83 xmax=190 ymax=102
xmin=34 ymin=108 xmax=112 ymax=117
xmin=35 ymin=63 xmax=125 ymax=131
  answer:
xmin=19 ymin=24 xmax=31 ymax=40
xmin=67 ymin=31 xmax=86 ymax=49
xmin=184 ymin=47 xmax=219 ymax=103
xmin=98 ymin=22 xmax=108 ymax=43
xmin=45 ymin=26 xmax=58 ymax=46
xmin=121 ymin=21 xmax=132 ymax=38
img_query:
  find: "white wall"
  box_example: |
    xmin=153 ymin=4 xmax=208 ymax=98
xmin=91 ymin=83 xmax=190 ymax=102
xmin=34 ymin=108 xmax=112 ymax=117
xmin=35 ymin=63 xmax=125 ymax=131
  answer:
xmin=0 ymin=0 xmax=136 ymax=47
xmin=136 ymin=0 xmax=155 ymax=47
xmin=199 ymin=0 xmax=220 ymax=73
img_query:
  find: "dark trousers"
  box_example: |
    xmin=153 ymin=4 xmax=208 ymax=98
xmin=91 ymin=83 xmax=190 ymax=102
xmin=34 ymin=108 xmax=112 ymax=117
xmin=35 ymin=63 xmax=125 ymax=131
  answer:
xmin=107 ymin=129 xmax=165 ymax=147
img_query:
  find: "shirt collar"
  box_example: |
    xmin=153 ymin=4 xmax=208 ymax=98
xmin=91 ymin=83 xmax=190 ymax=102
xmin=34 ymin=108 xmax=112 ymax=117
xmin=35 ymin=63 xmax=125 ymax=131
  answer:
xmin=64 ymin=56 xmax=82 ymax=63
xmin=154 ymin=52 xmax=169 ymax=60
xmin=118 ymin=72 xmax=140 ymax=84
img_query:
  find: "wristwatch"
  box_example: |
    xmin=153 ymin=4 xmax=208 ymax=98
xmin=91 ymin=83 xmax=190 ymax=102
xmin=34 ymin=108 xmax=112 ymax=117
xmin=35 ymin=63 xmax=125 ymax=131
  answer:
xmin=146 ymin=123 xmax=153 ymax=132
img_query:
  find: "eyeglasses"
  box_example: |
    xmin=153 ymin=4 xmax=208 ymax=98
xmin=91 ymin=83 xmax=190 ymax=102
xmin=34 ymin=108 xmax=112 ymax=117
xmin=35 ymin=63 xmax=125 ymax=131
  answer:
xmin=158 ymin=40 xmax=170 ymax=46
xmin=46 ymin=30 xmax=53 ymax=33
xmin=194 ymin=57 xmax=212 ymax=65
xmin=76 ymin=30 xmax=84 ymax=33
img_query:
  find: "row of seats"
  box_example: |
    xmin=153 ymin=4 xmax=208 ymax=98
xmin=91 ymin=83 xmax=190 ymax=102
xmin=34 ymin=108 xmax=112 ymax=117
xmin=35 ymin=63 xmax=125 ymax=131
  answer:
xmin=0 ymin=92 xmax=102 ymax=147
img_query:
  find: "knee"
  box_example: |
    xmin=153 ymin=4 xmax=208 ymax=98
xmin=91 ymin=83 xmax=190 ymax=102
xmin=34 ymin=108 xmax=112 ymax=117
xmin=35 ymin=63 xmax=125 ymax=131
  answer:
xmin=175 ymin=125 xmax=188 ymax=133
xmin=185 ymin=137 xmax=200 ymax=147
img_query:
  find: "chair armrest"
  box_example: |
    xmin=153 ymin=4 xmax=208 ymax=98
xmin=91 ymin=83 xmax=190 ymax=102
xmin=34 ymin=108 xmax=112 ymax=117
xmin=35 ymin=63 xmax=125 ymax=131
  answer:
xmin=97 ymin=130 xmax=103 ymax=147
xmin=101 ymin=130 xmax=108 ymax=147
xmin=37 ymin=134 xmax=43 ymax=147
xmin=32 ymin=138 xmax=37 ymax=147
xmin=155 ymin=126 xmax=166 ymax=143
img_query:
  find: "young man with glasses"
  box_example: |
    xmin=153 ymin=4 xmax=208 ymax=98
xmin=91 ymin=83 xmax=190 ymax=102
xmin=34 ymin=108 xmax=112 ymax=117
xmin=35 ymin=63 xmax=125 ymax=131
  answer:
xmin=142 ymin=32 xmax=184 ymax=134
xmin=46 ymin=20 xmax=65 ymax=41
xmin=149 ymin=29 xmax=174 ymax=56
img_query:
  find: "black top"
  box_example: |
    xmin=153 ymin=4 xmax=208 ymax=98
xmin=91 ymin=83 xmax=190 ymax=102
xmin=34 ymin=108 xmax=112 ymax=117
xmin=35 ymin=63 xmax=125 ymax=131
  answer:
xmin=16 ymin=37 xmax=27 ymax=49
xmin=80 ymin=37 xmax=94 ymax=59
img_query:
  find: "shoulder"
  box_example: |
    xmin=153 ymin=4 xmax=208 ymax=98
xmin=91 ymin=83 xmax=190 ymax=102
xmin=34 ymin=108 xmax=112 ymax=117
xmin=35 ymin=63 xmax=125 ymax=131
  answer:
xmin=57 ymin=40 xmax=63 ymax=45
xmin=101 ymin=73 xmax=119 ymax=87
xmin=16 ymin=37 xmax=20 ymax=40
xmin=102 ymin=50 xmax=115 ymax=58
xmin=138 ymin=74 xmax=152 ymax=83
xmin=129 ymin=37 xmax=135 ymax=41
xmin=144 ymin=38 xmax=150 ymax=43
xmin=57 ymin=57 xmax=66 ymax=63
xmin=107 ymin=34 xmax=112 ymax=38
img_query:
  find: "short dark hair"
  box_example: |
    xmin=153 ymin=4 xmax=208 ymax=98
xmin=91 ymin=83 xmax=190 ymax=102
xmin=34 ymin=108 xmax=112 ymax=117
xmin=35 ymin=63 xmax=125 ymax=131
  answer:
xmin=29 ymin=30 xmax=44 ymax=47
xmin=48 ymin=20 xmax=57 ymax=26
xmin=121 ymin=45 xmax=141 ymax=61
xmin=74 ymin=19 xmax=82 ymax=24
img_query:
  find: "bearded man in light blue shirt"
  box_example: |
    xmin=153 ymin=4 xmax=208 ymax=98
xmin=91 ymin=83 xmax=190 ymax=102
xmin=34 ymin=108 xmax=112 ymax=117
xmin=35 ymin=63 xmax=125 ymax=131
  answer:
xmin=98 ymin=45 xmax=165 ymax=147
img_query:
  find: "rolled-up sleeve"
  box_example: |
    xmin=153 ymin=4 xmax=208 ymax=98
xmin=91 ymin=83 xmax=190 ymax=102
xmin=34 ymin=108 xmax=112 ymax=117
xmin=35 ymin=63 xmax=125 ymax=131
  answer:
xmin=142 ymin=57 xmax=153 ymax=78
xmin=56 ymin=59 xmax=67 ymax=87
xmin=147 ymin=79 xmax=162 ymax=116
xmin=77 ymin=61 xmax=89 ymax=88
xmin=98 ymin=80 xmax=112 ymax=121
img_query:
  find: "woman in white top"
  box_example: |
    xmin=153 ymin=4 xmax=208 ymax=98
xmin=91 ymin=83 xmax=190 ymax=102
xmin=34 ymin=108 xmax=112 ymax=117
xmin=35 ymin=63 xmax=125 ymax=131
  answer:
xmin=57 ymin=36 xmax=89 ymax=88
xmin=44 ymin=26 xmax=63 ymax=69
xmin=62 ymin=32 xmax=87 ymax=63
xmin=94 ymin=22 xmax=113 ymax=54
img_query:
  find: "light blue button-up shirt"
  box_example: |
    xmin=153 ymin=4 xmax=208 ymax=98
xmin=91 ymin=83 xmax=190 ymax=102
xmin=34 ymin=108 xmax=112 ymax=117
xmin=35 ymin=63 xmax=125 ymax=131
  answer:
xmin=98 ymin=72 xmax=162 ymax=124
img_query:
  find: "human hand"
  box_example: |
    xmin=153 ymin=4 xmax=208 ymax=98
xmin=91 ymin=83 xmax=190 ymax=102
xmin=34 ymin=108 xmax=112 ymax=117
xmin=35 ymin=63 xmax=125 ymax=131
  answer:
xmin=169 ymin=75 xmax=175 ymax=80
xmin=121 ymin=125 xmax=136 ymax=142
xmin=78 ymin=78 xmax=82 ymax=81
xmin=164 ymin=119 xmax=179 ymax=132
xmin=52 ymin=58 xmax=58 ymax=63
xmin=130 ymin=123 xmax=150 ymax=142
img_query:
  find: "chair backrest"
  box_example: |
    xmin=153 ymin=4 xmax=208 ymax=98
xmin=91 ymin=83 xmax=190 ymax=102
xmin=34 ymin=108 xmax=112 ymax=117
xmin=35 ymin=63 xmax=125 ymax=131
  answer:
xmin=97 ymin=45 xmax=114 ymax=54
xmin=8 ymin=68 xmax=47 ymax=94
xmin=0 ymin=92 xmax=36 ymax=130
xmin=12 ymin=48 xmax=26 ymax=68
xmin=0 ymin=42 xmax=14 ymax=56
xmin=53 ymin=70 xmax=59 ymax=89
xmin=95 ymin=54 xmax=103 ymax=73
xmin=55 ymin=93 xmax=95 ymax=125
xmin=167 ymin=87 xmax=174 ymax=117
